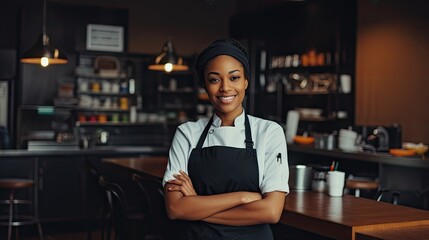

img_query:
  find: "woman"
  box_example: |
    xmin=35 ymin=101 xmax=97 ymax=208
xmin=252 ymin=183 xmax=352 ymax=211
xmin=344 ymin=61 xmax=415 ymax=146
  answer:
xmin=163 ymin=38 xmax=289 ymax=240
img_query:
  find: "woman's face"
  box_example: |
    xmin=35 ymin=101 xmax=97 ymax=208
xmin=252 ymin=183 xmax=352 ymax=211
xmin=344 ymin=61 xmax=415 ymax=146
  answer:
xmin=204 ymin=55 xmax=248 ymax=119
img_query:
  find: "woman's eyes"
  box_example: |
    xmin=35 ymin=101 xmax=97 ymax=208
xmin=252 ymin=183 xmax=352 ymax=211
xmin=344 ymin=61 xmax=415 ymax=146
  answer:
xmin=230 ymin=75 xmax=241 ymax=81
xmin=208 ymin=78 xmax=220 ymax=83
xmin=208 ymin=75 xmax=241 ymax=83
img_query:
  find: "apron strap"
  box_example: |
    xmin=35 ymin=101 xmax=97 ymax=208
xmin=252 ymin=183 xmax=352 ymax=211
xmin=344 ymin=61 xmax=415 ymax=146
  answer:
xmin=196 ymin=114 xmax=254 ymax=150
xmin=244 ymin=114 xmax=254 ymax=149
xmin=196 ymin=116 xmax=213 ymax=149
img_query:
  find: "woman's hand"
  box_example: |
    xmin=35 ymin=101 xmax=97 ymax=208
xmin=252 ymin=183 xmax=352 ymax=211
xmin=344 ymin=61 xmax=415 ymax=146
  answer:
xmin=167 ymin=170 xmax=197 ymax=196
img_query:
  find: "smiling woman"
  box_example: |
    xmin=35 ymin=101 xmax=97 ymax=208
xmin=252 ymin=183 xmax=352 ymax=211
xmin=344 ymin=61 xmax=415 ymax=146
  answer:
xmin=162 ymin=39 xmax=290 ymax=240
xmin=204 ymin=55 xmax=248 ymax=125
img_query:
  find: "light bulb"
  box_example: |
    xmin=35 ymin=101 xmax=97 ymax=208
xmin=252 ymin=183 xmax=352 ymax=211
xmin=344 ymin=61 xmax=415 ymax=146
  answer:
xmin=41 ymin=57 xmax=49 ymax=67
xmin=164 ymin=63 xmax=173 ymax=72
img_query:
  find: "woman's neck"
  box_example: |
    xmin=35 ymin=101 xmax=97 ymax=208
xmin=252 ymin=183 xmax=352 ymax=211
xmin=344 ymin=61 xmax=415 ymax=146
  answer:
xmin=216 ymin=108 xmax=243 ymax=126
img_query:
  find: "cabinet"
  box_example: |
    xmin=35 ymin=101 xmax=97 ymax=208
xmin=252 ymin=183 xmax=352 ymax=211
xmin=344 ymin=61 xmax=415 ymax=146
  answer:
xmin=38 ymin=156 xmax=86 ymax=219
xmin=73 ymin=52 xmax=201 ymax=146
xmin=155 ymin=70 xmax=198 ymax=122
xmin=73 ymin=52 xmax=173 ymax=147
xmin=74 ymin=52 xmax=141 ymax=125
xmin=230 ymin=0 xmax=356 ymax=134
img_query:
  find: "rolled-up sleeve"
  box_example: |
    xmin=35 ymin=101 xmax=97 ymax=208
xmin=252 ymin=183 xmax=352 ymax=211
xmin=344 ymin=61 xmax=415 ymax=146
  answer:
xmin=259 ymin=123 xmax=289 ymax=195
xmin=162 ymin=126 xmax=191 ymax=186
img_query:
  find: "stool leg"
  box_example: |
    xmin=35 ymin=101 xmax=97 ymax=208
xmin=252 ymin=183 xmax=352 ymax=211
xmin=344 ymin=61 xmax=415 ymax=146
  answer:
xmin=8 ymin=191 xmax=13 ymax=240
xmin=355 ymin=189 xmax=361 ymax=198
xmin=37 ymin=220 xmax=44 ymax=240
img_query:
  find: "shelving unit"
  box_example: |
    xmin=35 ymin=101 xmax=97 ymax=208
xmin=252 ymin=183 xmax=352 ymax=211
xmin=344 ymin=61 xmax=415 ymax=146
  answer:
xmin=70 ymin=51 xmax=177 ymax=147
xmin=151 ymin=62 xmax=199 ymax=123
xmin=74 ymin=51 xmax=142 ymax=125
xmin=230 ymin=0 xmax=356 ymax=134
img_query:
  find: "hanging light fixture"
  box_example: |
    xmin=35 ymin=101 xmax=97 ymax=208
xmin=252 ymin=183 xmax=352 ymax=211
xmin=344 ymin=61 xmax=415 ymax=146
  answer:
xmin=148 ymin=39 xmax=189 ymax=72
xmin=20 ymin=0 xmax=68 ymax=67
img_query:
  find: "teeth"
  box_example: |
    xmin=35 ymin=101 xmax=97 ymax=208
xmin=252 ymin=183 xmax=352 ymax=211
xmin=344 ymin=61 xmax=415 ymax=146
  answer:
xmin=219 ymin=96 xmax=234 ymax=100
xmin=218 ymin=95 xmax=235 ymax=103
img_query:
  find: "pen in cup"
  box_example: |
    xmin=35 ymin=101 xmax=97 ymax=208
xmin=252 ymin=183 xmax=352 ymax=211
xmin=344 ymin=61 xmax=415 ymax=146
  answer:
xmin=330 ymin=161 xmax=335 ymax=171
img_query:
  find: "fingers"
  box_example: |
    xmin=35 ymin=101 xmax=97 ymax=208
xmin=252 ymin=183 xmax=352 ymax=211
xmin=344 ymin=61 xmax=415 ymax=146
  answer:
xmin=168 ymin=179 xmax=183 ymax=185
xmin=179 ymin=170 xmax=192 ymax=183
xmin=168 ymin=170 xmax=197 ymax=196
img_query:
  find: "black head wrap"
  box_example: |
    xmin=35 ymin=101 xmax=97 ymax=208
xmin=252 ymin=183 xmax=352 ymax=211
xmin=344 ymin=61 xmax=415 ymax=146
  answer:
xmin=195 ymin=39 xmax=250 ymax=86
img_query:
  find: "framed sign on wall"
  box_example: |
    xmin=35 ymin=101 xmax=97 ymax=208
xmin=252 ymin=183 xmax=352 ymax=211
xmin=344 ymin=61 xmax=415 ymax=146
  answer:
xmin=86 ymin=24 xmax=124 ymax=52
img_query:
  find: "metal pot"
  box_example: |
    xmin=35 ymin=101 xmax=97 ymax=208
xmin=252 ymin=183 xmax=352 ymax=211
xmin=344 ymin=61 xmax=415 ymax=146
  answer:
xmin=289 ymin=165 xmax=313 ymax=191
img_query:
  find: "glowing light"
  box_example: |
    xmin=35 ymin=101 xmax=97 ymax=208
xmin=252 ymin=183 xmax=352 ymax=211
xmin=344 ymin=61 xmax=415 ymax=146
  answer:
xmin=164 ymin=63 xmax=173 ymax=72
xmin=41 ymin=57 xmax=49 ymax=67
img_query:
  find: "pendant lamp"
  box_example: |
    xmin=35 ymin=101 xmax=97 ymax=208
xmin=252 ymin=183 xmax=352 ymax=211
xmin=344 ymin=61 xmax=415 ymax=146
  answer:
xmin=148 ymin=39 xmax=189 ymax=72
xmin=20 ymin=0 xmax=68 ymax=67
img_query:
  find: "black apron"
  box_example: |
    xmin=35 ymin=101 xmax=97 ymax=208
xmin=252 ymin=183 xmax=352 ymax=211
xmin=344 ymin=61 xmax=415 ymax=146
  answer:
xmin=185 ymin=114 xmax=273 ymax=240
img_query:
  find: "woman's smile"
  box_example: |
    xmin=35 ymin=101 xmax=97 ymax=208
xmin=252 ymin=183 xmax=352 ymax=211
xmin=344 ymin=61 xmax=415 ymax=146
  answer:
xmin=217 ymin=95 xmax=237 ymax=104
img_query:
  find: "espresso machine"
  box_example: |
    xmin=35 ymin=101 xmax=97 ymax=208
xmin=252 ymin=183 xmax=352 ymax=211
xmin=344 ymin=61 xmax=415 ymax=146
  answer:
xmin=355 ymin=124 xmax=402 ymax=152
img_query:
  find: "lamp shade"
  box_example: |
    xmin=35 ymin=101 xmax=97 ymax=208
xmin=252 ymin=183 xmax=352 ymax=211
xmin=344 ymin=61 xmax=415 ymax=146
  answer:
xmin=148 ymin=40 xmax=189 ymax=72
xmin=20 ymin=0 xmax=68 ymax=67
xmin=20 ymin=33 xmax=68 ymax=66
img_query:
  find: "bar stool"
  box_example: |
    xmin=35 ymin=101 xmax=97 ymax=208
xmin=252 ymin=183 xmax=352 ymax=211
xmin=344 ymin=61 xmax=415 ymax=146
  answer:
xmin=346 ymin=179 xmax=379 ymax=198
xmin=0 ymin=178 xmax=43 ymax=240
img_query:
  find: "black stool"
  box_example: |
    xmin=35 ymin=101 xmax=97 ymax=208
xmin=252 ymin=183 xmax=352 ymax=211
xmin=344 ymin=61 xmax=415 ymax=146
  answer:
xmin=0 ymin=178 xmax=43 ymax=240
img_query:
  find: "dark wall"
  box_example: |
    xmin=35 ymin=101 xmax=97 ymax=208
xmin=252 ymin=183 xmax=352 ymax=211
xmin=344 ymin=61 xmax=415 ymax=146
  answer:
xmin=18 ymin=1 xmax=129 ymax=105
xmin=0 ymin=2 xmax=20 ymax=48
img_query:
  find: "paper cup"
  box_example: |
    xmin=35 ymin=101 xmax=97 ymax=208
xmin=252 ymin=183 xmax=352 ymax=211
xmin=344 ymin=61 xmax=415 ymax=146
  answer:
xmin=327 ymin=171 xmax=345 ymax=197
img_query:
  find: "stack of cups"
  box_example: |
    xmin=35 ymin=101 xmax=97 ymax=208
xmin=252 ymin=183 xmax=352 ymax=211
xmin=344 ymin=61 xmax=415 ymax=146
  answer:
xmin=326 ymin=171 xmax=345 ymax=197
xmin=338 ymin=129 xmax=358 ymax=152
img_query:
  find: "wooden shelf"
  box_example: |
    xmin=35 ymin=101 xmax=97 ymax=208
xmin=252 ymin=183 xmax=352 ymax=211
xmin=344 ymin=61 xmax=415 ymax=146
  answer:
xmin=75 ymin=122 xmax=165 ymax=127
xmin=76 ymin=107 xmax=129 ymax=113
xmin=269 ymin=65 xmax=336 ymax=74
xmin=159 ymin=89 xmax=194 ymax=94
xmin=78 ymin=91 xmax=134 ymax=97
xmin=286 ymin=90 xmax=332 ymax=95
xmin=75 ymin=73 xmax=127 ymax=80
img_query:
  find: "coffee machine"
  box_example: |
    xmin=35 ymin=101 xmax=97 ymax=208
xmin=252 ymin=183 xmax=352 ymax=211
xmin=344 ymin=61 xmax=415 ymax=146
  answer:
xmin=355 ymin=124 xmax=402 ymax=152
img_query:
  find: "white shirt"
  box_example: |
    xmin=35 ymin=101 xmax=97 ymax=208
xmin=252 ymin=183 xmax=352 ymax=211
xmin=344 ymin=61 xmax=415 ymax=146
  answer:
xmin=163 ymin=110 xmax=289 ymax=195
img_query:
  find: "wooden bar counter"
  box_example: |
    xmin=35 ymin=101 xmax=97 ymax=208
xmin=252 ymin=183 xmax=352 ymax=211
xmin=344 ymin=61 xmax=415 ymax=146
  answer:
xmin=355 ymin=225 xmax=429 ymax=240
xmin=103 ymin=156 xmax=168 ymax=178
xmin=281 ymin=191 xmax=429 ymax=239
xmin=103 ymin=157 xmax=429 ymax=240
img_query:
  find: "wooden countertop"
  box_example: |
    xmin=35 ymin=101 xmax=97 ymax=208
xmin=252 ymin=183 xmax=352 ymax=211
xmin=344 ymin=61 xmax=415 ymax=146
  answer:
xmin=355 ymin=225 xmax=429 ymax=240
xmin=103 ymin=156 xmax=168 ymax=178
xmin=103 ymin=157 xmax=429 ymax=240
xmin=282 ymin=191 xmax=429 ymax=240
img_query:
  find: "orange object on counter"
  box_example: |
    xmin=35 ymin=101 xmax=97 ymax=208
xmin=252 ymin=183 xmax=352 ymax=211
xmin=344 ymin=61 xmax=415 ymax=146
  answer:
xmin=389 ymin=149 xmax=416 ymax=157
xmin=294 ymin=136 xmax=315 ymax=145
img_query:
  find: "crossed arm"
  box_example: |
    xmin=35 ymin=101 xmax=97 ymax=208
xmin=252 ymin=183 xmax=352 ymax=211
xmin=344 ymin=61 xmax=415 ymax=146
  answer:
xmin=164 ymin=170 xmax=286 ymax=226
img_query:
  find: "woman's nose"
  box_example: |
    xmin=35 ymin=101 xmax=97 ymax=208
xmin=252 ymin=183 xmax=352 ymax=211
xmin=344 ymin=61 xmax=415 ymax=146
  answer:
xmin=220 ymin=79 xmax=231 ymax=92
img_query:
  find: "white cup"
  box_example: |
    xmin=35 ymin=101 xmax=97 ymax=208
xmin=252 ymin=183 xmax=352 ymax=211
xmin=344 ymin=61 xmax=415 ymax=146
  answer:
xmin=102 ymin=81 xmax=111 ymax=93
xmin=111 ymin=83 xmax=120 ymax=93
xmin=79 ymin=80 xmax=89 ymax=92
xmin=337 ymin=111 xmax=347 ymax=119
xmin=326 ymin=171 xmax=345 ymax=197
xmin=340 ymin=74 xmax=352 ymax=94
